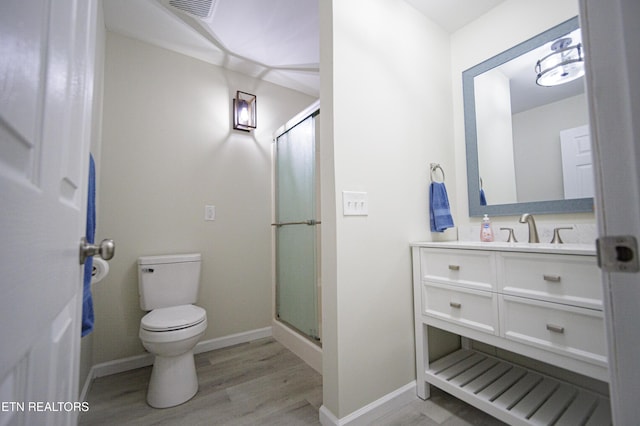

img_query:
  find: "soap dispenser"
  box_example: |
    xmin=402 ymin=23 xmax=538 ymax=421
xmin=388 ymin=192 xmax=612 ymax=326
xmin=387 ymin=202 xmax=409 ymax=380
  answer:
xmin=480 ymin=214 xmax=494 ymax=242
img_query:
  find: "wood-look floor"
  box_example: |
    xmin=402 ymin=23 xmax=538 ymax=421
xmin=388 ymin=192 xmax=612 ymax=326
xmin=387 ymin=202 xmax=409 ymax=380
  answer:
xmin=80 ymin=338 xmax=505 ymax=425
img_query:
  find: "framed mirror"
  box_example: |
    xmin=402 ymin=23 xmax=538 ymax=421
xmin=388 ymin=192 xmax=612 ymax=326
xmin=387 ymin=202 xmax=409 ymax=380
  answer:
xmin=464 ymin=16 xmax=594 ymax=217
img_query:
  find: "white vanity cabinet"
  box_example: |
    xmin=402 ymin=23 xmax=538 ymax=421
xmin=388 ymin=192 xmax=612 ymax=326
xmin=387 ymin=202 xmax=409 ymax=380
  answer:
xmin=412 ymin=242 xmax=611 ymax=426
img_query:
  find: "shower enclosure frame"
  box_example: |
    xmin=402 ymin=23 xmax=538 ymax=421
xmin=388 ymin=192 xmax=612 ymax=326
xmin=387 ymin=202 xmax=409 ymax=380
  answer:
xmin=272 ymin=101 xmax=322 ymax=345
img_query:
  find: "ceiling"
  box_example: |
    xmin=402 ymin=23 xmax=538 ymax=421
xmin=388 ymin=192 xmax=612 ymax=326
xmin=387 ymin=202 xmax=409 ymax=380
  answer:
xmin=103 ymin=0 xmax=506 ymax=98
xmin=404 ymin=0 xmax=506 ymax=33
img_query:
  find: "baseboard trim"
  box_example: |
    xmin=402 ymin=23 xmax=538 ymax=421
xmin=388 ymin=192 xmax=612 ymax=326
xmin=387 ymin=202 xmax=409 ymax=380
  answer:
xmin=80 ymin=326 xmax=273 ymax=402
xmin=194 ymin=326 xmax=273 ymax=354
xmin=271 ymin=320 xmax=322 ymax=374
xmin=79 ymin=352 xmax=154 ymax=402
xmin=319 ymin=381 xmax=417 ymax=426
xmin=91 ymin=353 xmax=154 ymax=379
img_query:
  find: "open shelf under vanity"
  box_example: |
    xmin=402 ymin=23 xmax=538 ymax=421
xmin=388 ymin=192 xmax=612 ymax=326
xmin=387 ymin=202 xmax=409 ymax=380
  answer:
xmin=425 ymin=348 xmax=610 ymax=426
xmin=411 ymin=242 xmax=611 ymax=425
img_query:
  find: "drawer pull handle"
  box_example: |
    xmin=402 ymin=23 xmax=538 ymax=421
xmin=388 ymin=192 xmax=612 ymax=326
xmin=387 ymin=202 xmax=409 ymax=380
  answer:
xmin=543 ymin=274 xmax=561 ymax=282
xmin=448 ymin=265 xmax=460 ymax=271
xmin=449 ymin=302 xmax=462 ymax=309
xmin=546 ymin=324 xmax=565 ymax=334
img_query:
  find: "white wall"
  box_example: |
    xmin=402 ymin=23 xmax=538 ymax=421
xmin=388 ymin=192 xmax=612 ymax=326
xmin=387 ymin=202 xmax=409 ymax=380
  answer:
xmin=475 ymin=69 xmax=517 ymax=205
xmin=451 ymin=0 xmax=595 ymax=229
xmin=321 ymin=0 xmax=454 ymax=418
xmin=513 ymin=93 xmax=588 ymax=202
xmin=93 ymin=32 xmax=315 ymax=364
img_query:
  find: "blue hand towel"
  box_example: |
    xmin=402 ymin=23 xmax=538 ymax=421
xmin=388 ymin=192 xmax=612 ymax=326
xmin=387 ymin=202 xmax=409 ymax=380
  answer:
xmin=82 ymin=154 xmax=96 ymax=337
xmin=429 ymin=181 xmax=454 ymax=232
xmin=480 ymin=188 xmax=487 ymax=206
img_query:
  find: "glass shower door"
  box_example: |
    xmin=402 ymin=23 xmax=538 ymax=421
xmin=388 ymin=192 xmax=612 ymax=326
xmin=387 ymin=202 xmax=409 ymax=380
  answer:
xmin=275 ymin=114 xmax=319 ymax=341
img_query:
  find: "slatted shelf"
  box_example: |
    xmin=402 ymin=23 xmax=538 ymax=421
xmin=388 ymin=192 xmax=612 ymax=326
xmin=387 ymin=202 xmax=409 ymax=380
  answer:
xmin=424 ymin=349 xmax=611 ymax=426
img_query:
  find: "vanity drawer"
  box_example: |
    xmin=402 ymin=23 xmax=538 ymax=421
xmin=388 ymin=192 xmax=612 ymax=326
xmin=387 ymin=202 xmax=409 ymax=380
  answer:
xmin=422 ymin=282 xmax=498 ymax=335
xmin=420 ymin=248 xmax=496 ymax=291
xmin=500 ymin=295 xmax=607 ymax=367
xmin=498 ymin=253 xmax=602 ymax=310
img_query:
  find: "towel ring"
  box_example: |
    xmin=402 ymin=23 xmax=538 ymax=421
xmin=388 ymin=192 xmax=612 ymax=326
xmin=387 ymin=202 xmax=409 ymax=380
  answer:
xmin=430 ymin=163 xmax=445 ymax=182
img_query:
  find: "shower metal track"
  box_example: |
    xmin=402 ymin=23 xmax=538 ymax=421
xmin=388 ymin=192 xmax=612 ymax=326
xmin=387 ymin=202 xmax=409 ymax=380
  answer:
xmin=425 ymin=348 xmax=611 ymax=425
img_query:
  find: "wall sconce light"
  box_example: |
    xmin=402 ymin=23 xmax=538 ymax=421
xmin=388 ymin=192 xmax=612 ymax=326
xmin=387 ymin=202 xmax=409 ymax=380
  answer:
xmin=535 ymin=37 xmax=585 ymax=87
xmin=233 ymin=91 xmax=257 ymax=131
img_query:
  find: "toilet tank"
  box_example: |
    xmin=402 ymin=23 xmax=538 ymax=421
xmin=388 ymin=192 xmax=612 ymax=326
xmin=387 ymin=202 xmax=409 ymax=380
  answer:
xmin=138 ymin=253 xmax=202 ymax=310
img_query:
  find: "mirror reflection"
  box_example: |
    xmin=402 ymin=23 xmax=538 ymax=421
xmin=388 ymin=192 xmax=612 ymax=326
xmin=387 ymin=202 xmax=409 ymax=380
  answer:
xmin=464 ymin=17 xmax=595 ymax=216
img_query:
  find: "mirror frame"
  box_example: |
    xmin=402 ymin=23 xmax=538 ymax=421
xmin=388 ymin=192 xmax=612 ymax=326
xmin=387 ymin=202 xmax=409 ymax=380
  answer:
xmin=464 ymin=16 xmax=593 ymax=217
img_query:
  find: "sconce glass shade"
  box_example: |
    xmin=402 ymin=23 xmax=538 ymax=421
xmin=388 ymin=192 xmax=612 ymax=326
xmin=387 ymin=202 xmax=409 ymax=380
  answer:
xmin=233 ymin=91 xmax=257 ymax=131
xmin=535 ymin=37 xmax=585 ymax=87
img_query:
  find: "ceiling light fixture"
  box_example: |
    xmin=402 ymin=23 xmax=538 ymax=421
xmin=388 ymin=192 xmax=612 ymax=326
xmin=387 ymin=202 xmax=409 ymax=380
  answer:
xmin=535 ymin=37 xmax=585 ymax=87
xmin=233 ymin=91 xmax=257 ymax=132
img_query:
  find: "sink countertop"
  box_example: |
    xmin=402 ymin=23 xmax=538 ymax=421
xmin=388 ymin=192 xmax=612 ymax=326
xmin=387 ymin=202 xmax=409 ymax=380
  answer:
xmin=410 ymin=240 xmax=597 ymax=256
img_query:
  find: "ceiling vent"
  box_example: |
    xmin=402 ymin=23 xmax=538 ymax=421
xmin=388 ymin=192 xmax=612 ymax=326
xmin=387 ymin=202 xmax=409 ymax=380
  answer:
xmin=168 ymin=0 xmax=217 ymax=19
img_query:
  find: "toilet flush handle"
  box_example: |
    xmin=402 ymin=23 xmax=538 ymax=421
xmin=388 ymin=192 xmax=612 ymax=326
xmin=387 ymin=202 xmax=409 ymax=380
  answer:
xmin=79 ymin=237 xmax=115 ymax=264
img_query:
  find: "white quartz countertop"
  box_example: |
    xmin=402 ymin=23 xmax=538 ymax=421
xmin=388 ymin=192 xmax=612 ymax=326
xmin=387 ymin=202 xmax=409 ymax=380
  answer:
xmin=410 ymin=240 xmax=597 ymax=256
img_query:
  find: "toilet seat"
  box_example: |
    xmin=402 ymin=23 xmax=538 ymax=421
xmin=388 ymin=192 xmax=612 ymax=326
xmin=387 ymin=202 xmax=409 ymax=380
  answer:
xmin=141 ymin=305 xmax=206 ymax=332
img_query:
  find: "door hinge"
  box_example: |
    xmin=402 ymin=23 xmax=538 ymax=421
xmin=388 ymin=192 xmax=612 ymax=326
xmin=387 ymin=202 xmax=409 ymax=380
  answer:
xmin=596 ymin=235 xmax=639 ymax=272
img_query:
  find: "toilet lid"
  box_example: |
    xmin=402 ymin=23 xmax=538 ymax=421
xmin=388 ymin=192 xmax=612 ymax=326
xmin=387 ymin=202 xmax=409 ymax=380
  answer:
xmin=141 ymin=305 xmax=206 ymax=332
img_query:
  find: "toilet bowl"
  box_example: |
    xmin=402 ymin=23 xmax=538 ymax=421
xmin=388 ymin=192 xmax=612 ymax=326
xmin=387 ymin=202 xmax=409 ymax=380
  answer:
xmin=137 ymin=254 xmax=207 ymax=408
xmin=139 ymin=304 xmax=207 ymax=408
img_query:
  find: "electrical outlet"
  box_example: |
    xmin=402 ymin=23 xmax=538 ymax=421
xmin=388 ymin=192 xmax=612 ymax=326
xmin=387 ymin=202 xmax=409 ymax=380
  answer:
xmin=342 ymin=191 xmax=368 ymax=216
xmin=205 ymin=205 xmax=216 ymax=221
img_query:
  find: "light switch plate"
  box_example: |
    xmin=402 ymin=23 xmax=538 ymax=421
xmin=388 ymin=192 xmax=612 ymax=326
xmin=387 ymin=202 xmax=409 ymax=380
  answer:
xmin=205 ymin=205 xmax=216 ymax=221
xmin=343 ymin=191 xmax=368 ymax=216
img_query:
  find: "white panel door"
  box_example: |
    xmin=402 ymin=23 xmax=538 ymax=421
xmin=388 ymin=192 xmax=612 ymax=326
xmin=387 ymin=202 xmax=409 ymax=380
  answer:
xmin=0 ymin=0 xmax=97 ymax=424
xmin=580 ymin=0 xmax=640 ymax=424
xmin=560 ymin=125 xmax=594 ymax=199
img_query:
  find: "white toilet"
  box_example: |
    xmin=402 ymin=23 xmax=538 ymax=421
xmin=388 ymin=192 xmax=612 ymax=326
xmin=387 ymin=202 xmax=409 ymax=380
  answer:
xmin=137 ymin=253 xmax=207 ymax=408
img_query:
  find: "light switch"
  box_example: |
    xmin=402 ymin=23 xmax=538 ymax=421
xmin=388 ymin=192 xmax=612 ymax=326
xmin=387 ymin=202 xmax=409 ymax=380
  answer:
xmin=205 ymin=205 xmax=216 ymax=221
xmin=343 ymin=191 xmax=368 ymax=216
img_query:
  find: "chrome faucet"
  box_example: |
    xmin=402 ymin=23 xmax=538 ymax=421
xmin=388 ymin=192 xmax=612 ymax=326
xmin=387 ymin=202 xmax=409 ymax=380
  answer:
xmin=519 ymin=213 xmax=540 ymax=243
